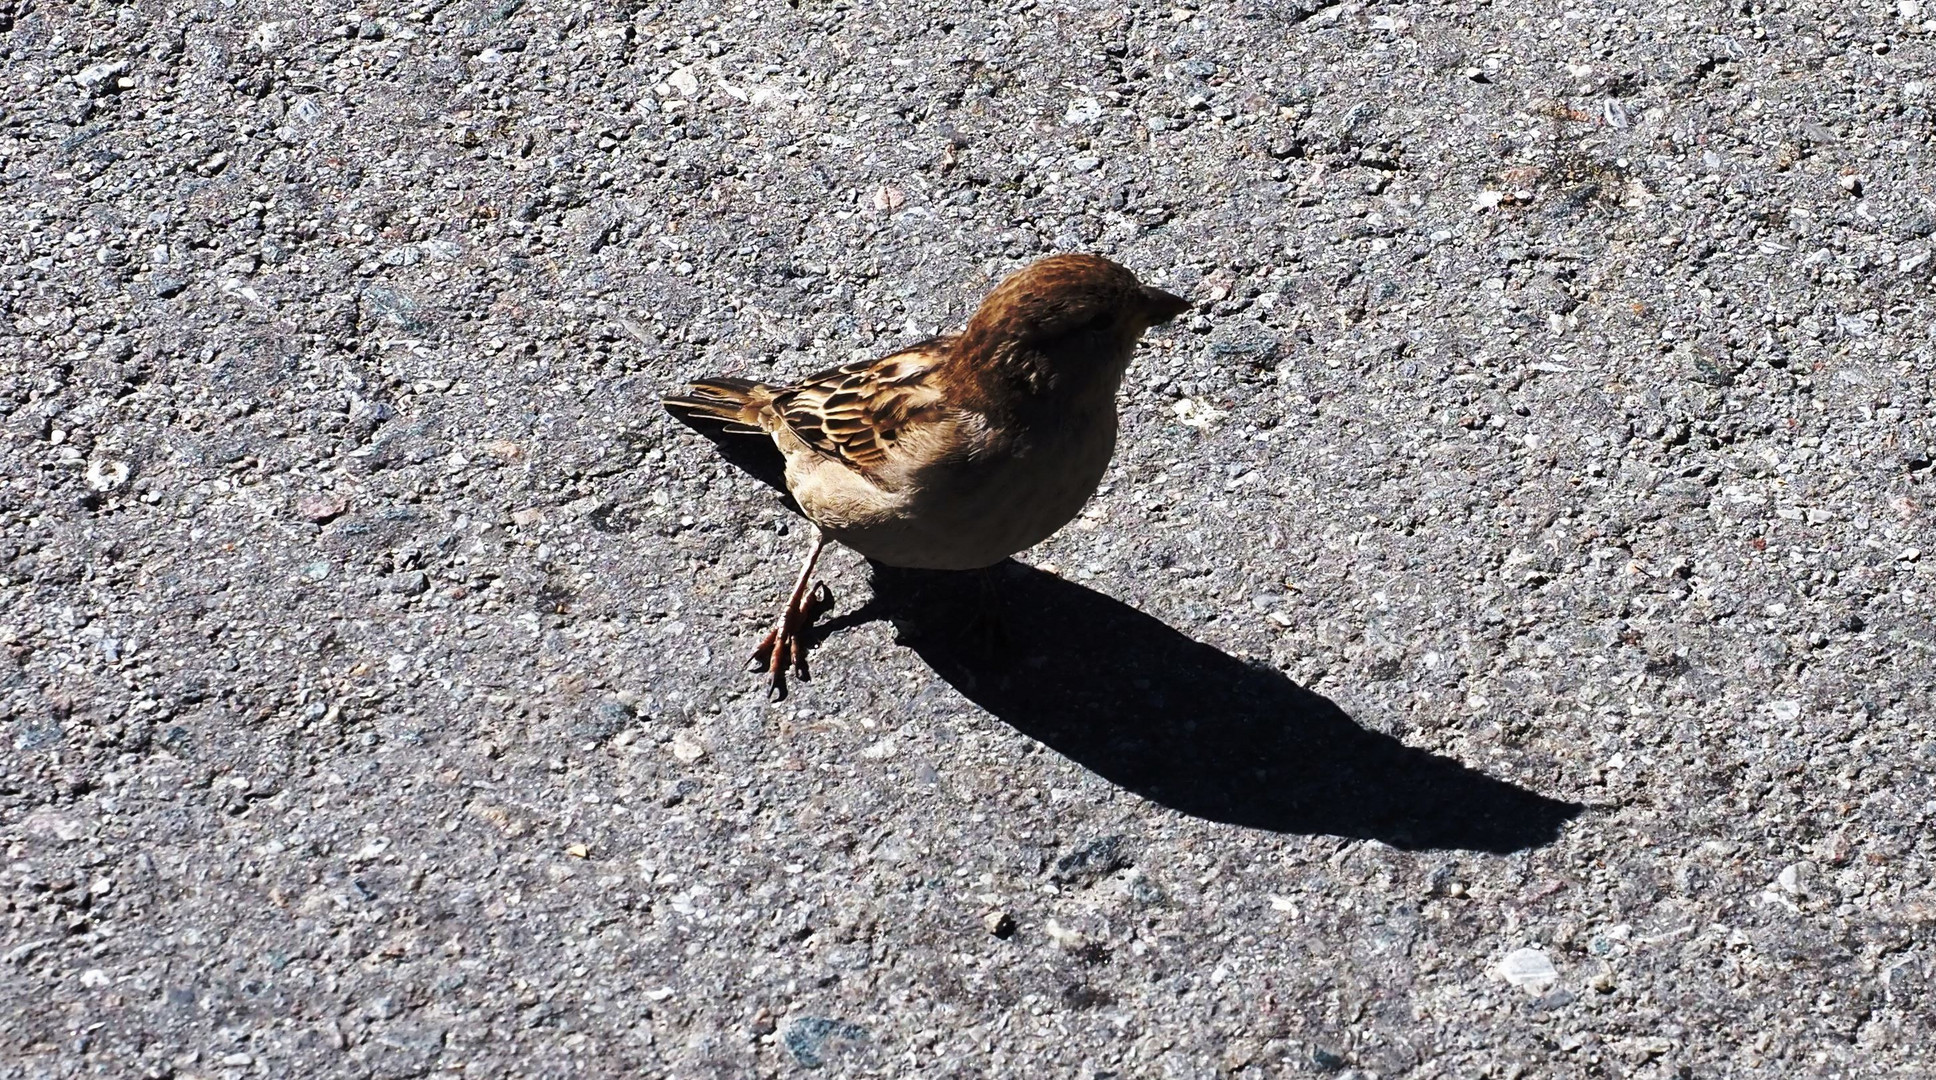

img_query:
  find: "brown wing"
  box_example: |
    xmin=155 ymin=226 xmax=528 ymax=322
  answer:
xmin=770 ymin=337 xmax=955 ymax=474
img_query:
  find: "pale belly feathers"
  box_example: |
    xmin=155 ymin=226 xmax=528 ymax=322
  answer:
xmin=788 ymin=404 xmax=1119 ymax=571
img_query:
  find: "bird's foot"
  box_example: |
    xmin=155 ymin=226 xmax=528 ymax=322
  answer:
xmin=750 ymin=581 xmax=835 ymax=700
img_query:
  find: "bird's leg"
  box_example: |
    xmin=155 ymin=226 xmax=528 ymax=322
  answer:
xmin=750 ymin=529 xmax=832 ymax=700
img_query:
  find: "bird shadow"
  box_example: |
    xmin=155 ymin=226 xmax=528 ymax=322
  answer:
xmin=667 ymin=409 xmax=793 ymax=500
xmin=821 ymin=561 xmax=1584 ymax=854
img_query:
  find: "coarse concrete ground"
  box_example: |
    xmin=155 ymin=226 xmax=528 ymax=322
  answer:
xmin=2 ymin=0 xmax=1934 ymax=1076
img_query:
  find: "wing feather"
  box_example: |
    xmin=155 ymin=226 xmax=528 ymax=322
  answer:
xmin=771 ymin=338 xmax=955 ymax=474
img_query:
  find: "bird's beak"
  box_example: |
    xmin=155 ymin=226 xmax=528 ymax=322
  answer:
xmin=1140 ymin=286 xmax=1192 ymax=326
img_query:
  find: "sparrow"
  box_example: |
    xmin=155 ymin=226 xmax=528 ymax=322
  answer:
xmin=664 ymin=253 xmax=1191 ymax=697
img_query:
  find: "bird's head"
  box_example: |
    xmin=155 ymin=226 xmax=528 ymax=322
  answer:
xmin=957 ymin=254 xmax=1191 ymax=397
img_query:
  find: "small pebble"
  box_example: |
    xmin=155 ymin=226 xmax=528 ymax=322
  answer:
xmin=297 ymin=492 xmax=349 ymax=523
xmin=73 ymin=60 xmax=128 ymax=91
xmin=669 ymin=734 xmax=707 ymax=763
xmin=1045 ymin=918 xmax=1088 ymax=950
xmin=782 ymin=1017 xmax=868 ymax=1069
xmin=85 ymin=459 xmax=130 ymax=492
xmin=1496 ymin=947 xmax=1560 ymax=993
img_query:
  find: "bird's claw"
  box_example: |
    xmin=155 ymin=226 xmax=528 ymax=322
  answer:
xmin=751 ymin=582 xmax=835 ymax=701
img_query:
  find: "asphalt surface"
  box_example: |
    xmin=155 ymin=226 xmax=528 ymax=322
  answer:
xmin=4 ymin=0 xmax=1934 ymax=1077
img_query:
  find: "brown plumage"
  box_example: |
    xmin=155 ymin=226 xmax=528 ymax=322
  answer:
xmin=665 ymin=253 xmax=1190 ymax=697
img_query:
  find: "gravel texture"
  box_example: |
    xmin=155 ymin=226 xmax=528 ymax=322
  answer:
xmin=3 ymin=0 xmax=1935 ymax=1077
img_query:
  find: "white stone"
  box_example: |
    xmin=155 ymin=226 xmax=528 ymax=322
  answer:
xmin=1496 ymin=947 xmax=1559 ymax=992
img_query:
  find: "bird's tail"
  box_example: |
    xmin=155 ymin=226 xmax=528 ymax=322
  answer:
xmin=663 ymin=377 xmax=771 ymax=433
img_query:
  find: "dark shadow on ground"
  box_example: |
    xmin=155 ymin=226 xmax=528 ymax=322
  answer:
xmin=828 ymin=561 xmax=1583 ymax=854
xmin=666 ymin=410 xmax=793 ymax=501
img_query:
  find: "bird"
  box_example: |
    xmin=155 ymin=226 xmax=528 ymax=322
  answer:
xmin=664 ymin=253 xmax=1191 ymax=697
